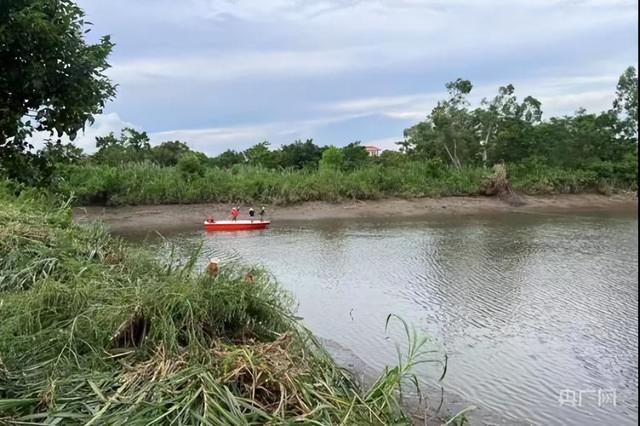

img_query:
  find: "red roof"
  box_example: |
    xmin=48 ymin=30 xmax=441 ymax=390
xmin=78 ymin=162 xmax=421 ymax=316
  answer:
xmin=364 ymin=145 xmax=381 ymax=151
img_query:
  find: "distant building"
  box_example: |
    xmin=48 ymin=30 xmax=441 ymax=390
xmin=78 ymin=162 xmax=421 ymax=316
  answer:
xmin=364 ymin=145 xmax=381 ymax=156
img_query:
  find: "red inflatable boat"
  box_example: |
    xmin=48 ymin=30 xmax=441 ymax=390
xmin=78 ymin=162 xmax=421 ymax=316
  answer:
xmin=203 ymin=220 xmax=270 ymax=232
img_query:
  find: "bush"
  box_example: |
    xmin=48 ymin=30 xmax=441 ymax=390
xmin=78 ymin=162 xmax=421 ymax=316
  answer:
xmin=177 ymin=153 xmax=205 ymax=180
xmin=319 ymin=146 xmax=345 ymax=170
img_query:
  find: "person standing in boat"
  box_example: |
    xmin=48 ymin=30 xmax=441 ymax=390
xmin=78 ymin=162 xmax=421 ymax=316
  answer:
xmin=230 ymin=207 xmax=239 ymax=221
xmin=248 ymin=207 xmax=255 ymax=222
xmin=259 ymin=206 xmax=266 ymax=222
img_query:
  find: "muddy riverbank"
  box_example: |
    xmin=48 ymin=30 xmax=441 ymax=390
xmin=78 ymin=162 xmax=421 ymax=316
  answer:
xmin=74 ymin=194 xmax=637 ymax=232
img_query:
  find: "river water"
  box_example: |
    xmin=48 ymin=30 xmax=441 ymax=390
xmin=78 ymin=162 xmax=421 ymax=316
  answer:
xmin=123 ymin=210 xmax=638 ymax=425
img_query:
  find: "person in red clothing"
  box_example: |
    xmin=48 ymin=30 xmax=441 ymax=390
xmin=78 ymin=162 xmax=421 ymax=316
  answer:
xmin=230 ymin=207 xmax=239 ymax=221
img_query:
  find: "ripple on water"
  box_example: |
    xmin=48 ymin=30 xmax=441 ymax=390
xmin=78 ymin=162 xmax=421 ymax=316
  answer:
xmin=145 ymin=213 xmax=638 ymax=426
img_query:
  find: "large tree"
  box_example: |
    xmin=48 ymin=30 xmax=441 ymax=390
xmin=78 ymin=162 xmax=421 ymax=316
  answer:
xmin=278 ymin=139 xmax=324 ymax=169
xmin=150 ymin=140 xmax=191 ymax=166
xmin=243 ymin=141 xmax=279 ymax=168
xmin=40 ymin=139 xmax=84 ymax=165
xmin=210 ymin=149 xmax=245 ymax=168
xmin=400 ymin=79 xmax=477 ymax=168
xmin=474 ymin=84 xmax=542 ymax=164
xmin=92 ymin=128 xmax=151 ymax=165
xmin=613 ymin=66 xmax=638 ymax=140
xmin=341 ymin=141 xmax=369 ymax=170
xmin=0 ymin=0 xmax=115 ymax=178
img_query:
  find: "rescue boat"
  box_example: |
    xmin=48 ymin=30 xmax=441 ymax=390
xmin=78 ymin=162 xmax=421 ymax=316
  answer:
xmin=203 ymin=220 xmax=270 ymax=231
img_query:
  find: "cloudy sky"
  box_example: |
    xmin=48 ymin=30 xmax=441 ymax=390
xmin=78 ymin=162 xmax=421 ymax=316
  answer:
xmin=37 ymin=0 xmax=638 ymax=155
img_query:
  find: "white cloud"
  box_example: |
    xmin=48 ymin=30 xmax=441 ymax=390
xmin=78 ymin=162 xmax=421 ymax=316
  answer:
xmin=382 ymin=111 xmax=429 ymax=121
xmin=149 ymin=125 xmax=272 ymax=153
xmin=104 ymin=0 xmax=636 ymax=88
xmin=325 ymin=93 xmax=445 ymax=121
xmin=108 ymin=48 xmax=366 ymax=86
xmin=148 ymin=111 xmax=376 ymax=154
xmin=182 ymin=0 xmax=636 ymax=26
xmin=321 ymin=70 xmax=621 ymax=121
xmin=329 ymin=94 xmax=431 ymax=113
xmin=28 ymin=113 xmax=136 ymax=153
xmin=537 ymin=90 xmax=615 ymax=116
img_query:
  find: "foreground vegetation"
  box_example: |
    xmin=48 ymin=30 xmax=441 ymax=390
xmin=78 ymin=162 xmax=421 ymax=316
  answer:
xmin=0 ymin=187 xmax=448 ymax=424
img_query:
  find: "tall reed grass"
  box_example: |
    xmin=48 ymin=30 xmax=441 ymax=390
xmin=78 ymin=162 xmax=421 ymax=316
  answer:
xmin=52 ymin=159 xmax=637 ymax=207
xmin=0 ymin=189 xmax=448 ymax=424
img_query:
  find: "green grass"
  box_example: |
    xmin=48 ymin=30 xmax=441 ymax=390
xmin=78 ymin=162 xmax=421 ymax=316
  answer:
xmin=0 ymin=187 xmax=447 ymax=424
xmin=51 ymin=158 xmax=638 ymax=207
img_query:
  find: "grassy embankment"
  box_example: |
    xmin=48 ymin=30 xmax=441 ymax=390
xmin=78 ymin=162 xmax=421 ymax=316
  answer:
xmin=0 ymin=187 xmax=446 ymax=424
xmin=52 ymin=159 xmax=638 ymax=206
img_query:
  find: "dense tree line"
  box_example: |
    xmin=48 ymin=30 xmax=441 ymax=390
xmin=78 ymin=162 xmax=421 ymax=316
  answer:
xmin=58 ymin=133 xmax=374 ymax=174
xmin=208 ymin=140 xmax=371 ymax=171
xmin=33 ymin=66 xmax=635 ymax=182
xmin=3 ymin=53 xmax=637 ymax=185
xmin=399 ymin=71 xmax=637 ymax=169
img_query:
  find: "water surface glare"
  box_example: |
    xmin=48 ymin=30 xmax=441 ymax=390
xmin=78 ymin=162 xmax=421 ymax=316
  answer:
xmin=136 ymin=211 xmax=638 ymax=425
